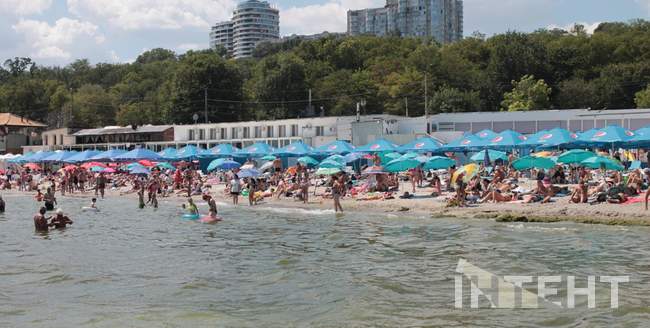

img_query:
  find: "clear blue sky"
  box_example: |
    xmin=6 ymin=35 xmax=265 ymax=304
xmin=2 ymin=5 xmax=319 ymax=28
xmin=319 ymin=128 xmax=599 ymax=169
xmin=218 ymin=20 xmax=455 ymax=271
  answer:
xmin=0 ymin=0 xmax=647 ymax=66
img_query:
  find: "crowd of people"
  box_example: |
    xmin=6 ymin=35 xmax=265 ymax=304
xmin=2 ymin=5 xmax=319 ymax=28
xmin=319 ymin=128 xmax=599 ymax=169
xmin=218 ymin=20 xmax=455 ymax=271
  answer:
xmin=3 ymin=149 xmax=650 ymax=232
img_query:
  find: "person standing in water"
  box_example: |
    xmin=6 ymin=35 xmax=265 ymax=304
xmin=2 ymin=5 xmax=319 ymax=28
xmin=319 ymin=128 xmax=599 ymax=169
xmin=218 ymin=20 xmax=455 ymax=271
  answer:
xmin=230 ymin=174 xmax=241 ymax=205
xmin=96 ymin=172 xmax=107 ymax=199
xmin=43 ymin=187 xmax=56 ymax=211
xmin=332 ymin=175 xmax=344 ymax=213
xmin=137 ymin=186 xmax=145 ymax=209
xmin=50 ymin=209 xmax=73 ymax=229
xmin=33 ymin=207 xmax=50 ymax=232
xmin=0 ymin=195 xmax=5 ymax=213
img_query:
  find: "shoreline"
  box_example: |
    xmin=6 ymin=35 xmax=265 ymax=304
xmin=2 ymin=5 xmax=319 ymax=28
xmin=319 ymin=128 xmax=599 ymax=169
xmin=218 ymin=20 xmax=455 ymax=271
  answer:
xmin=6 ymin=184 xmax=650 ymax=227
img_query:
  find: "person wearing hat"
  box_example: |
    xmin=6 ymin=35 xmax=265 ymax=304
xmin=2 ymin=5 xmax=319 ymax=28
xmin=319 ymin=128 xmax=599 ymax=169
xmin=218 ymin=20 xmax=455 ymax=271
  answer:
xmin=50 ymin=209 xmax=73 ymax=229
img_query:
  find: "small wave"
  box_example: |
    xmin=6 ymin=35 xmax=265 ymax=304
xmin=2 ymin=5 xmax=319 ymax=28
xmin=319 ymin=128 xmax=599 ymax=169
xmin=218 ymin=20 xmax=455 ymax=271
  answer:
xmin=507 ymin=224 xmax=575 ymax=232
xmin=256 ymin=206 xmax=335 ymax=216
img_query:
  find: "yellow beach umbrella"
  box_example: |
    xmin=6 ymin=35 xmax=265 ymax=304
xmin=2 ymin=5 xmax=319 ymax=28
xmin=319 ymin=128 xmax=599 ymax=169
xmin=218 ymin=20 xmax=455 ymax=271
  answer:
xmin=532 ymin=151 xmax=553 ymax=158
xmin=451 ymin=163 xmax=479 ymax=185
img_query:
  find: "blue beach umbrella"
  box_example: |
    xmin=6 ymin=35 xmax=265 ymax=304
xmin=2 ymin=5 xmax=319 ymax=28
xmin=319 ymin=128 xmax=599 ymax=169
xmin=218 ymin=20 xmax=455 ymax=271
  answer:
xmin=384 ymin=157 xmax=422 ymax=173
xmin=129 ymin=166 xmax=151 ymax=175
xmin=356 ymin=138 xmax=399 ymax=153
xmin=343 ymin=152 xmax=363 ymax=163
xmin=470 ymin=149 xmax=508 ymax=163
xmin=439 ymin=134 xmax=483 ymax=152
xmin=90 ymin=149 xmax=128 ymax=162
xmin=158 ymin=147 xmax=178 ymax=160
xmin=239 ymin=142 xmax=274 ymax=158
xmin=28 ymin=151 xmax=56 ymax=162
xmin=114 ymin=148 xmax=163 ymax=161
xmin=312 ymin=140 xmax=356 ymax=155
xmin=64 ymin=150 xmax=101 ymax=163
xmin=206 ymin=144 xmax=240 ymax=158
xmin=627 ymin=127 xmax=650 ymax=149
xmin=175 ymin=145 xmax=208 ymax=161
xmin=475 ymin=129 xmax=498 ymax=140
xmin=273 ymin=141 xmax=314 ymax=157
xmin=533 ymin=128 xmax=581 ymax=149
xmin=423 ymin=156 xmax=455 ymax=170
xmin=42 ymin=151 xmax=78 ymax=163
xmin=398 ymin=137 xmax=443 ymax=153
xmin=238 ymin=168 xmax=261 ymax=178
xmin=577 ymin=126 xmax=635 ymax=148
xmin=478 ymin=130 xmax=528 ymax=150
xmin=207 ymin=158 xmax=241 ymax=172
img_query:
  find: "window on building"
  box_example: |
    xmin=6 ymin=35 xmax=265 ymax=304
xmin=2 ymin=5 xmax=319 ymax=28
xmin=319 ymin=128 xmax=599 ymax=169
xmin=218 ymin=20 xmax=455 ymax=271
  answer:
xmin=209 ymin=128 xmax=217 ymax=140
xmin=231 ymin=127 xmax=238 ymax=139
xmin=198 ymin=129 xmax=205 ymax=140
xmin=291 ymin=124 xmax=298 ymax=137
xmin=315 ymin=126 xmax=324 ymax=137
xmin=254 ymin=126 xmax=262 ymax=138
xmin=220 ymin=128 xmax=227 ymax=139
xmin=243 ymin=127 xmax=250 ymax=139
xmin=44 ymin=135 xmax=48 ymax=146
xmin=266 ymin=126 xmax=274 ymax=138
xmin=278 ymin=125 xmax=286 ymax=137
xmin=59 ymin=135 xmax=63 ymax=145
xmin=188 ymin=130 xmax=195 ymax=141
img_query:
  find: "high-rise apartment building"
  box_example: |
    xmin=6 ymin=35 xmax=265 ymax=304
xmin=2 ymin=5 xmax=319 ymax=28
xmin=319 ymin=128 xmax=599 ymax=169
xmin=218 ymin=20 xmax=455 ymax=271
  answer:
xmin=347 ymin=0 xmax=463 ymax=43
xmin=210 ymin=0 xmax=280 ymax=59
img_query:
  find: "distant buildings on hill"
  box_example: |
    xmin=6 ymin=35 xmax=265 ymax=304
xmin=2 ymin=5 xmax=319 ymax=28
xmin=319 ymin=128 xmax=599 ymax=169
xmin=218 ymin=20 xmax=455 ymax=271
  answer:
xmin=210 ymin=0 xmax=280 ymax=59
xmin=347 ymin=0 xmax=463 ymax=44
xmin=210 ymin=0 xmax=464 ymax=59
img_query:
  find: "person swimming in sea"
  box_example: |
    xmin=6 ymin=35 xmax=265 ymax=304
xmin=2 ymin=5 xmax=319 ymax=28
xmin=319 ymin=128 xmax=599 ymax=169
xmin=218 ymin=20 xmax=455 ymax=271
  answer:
xmin=50 ymin=209 xmax=73 ymax=229
xmin=33 ymin=207 xmax=50 ymax=232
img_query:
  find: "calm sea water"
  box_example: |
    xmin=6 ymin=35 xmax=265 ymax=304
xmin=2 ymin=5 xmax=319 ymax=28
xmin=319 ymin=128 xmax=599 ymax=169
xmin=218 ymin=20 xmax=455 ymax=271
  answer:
xmin=1 ymin=193 xmax=650 ymax=327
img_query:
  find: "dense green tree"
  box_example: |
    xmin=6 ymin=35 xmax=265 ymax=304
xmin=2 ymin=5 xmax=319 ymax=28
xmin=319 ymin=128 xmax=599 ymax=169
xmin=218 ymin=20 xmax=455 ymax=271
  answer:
xmin=169 ymin=50 xmax=243 ymax=123
xmin=69 ymin=84 xmax=117 ymax=127
xmin=555 ymin=78 xmax=598 ymax=109
xmin=430 ymin=87 xmax=481 ymax=113
xmin=636 ymin=85 xmax=650 ymax=108
xmin=501 ymin=75 xmax=551 ymax=111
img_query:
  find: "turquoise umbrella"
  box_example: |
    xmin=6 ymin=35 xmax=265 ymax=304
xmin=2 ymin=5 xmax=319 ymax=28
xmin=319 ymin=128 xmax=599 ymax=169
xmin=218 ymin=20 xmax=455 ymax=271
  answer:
xmin=511 ymin=156 xmax=556 ymax=171
xmin=312 ymin=140 xmax=356 ymax=155
xmin=470 ymin=149 xmax=508 ymax=163
xmin=318 ymin=160 xmax=344 ymax=169
xmin=261 ymin=155 xmax=277 ymax=161
xmin=158 ymin=147 xmax=178 ymax=160
xmin=383 ymin=152 xmax=402 ymax=160
xmin=297 ymin=156 xmax=319 ymax=167
xmin=356 ymin=138 xmax=399 ymax=153
xmin=155 ymin=162 xmax=176 ymax=171
xmin=580 ymin=156 xmax=624 ymax=171
xmin=384 ymin=157 xmax=422 ymax=173
xmin=398 ymin=137 xmax=443 ymax=153
xmin=315 ymin=167 xmax=342 ymax=175
xmin=324 ymin=154 xmax=346 ymax=163
xmin=273 ymin=141 xmax=314 ymax=157
xmin=423 ymin=156 xmax=455 ymax=170
xmin=557 ymin=150 xmax=596 ymax=164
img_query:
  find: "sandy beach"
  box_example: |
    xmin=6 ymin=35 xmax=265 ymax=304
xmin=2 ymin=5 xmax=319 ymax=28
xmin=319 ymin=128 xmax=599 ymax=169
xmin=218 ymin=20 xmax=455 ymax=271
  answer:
xmin=199 ymin=183 xmax=650 ymax=227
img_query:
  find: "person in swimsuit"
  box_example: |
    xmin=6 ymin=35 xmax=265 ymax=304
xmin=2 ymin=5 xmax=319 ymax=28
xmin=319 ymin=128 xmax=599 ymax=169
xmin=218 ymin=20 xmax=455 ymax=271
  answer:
xmin=332 ymin=175 xmax=344 ymax=212
xmin=203 ymin=194 xmax=219 ymax=215
xmin=185 ymin=198 xmax=199 ymax=215
xmin=43 ymin=187 xmax=56 ymax=211
xmin=230 ymin=174 xmax=241 ymax=205
xmin=137 ymin=186 xmax=145 ymax=209
xmin=96 ymin=172 xmax=107 ymax=199
xmin=50 ymin=209 xmax=73 ymax=229
xmin=34 ymin=207 xmax=50 ymax=232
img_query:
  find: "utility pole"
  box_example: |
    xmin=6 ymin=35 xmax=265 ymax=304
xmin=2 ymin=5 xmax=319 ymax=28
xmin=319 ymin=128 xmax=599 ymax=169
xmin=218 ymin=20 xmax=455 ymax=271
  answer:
xmin=424 ymin=72 xmax=430 ymax=133
xmin=204 ymin=87 xmax=208 ymax=123
xmin=405 ymin=97 xmax=409 ymax=117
